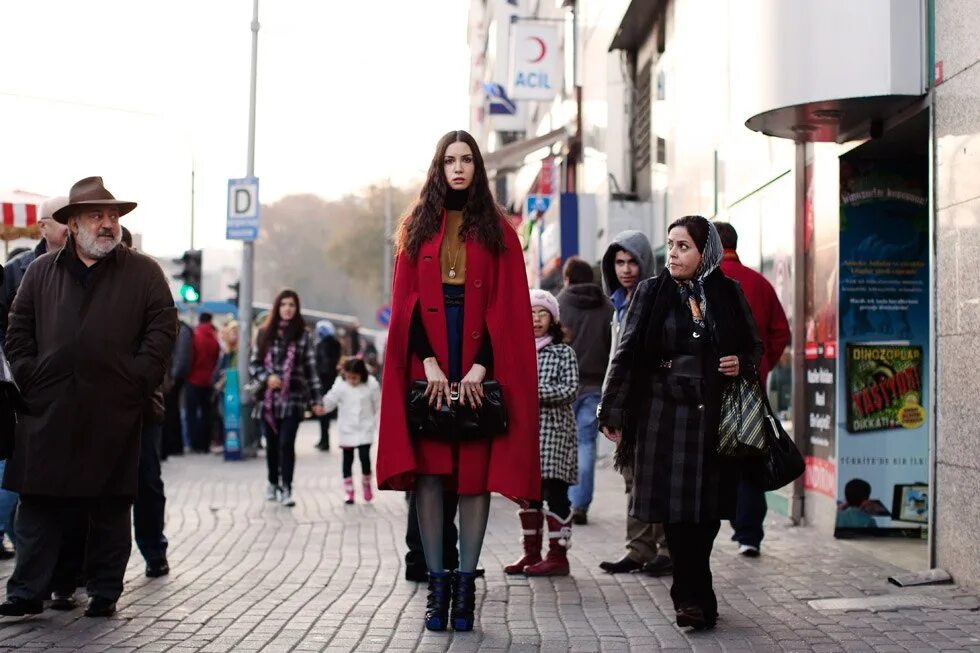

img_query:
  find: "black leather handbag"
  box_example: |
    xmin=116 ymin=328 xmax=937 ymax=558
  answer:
xmin=742 ymin=390 xmax=805 ymax=491
xmin=406 ymin=380 xmax=508 ymax=441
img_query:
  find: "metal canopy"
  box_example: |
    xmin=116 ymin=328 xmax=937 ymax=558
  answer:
xmin=609 ymin=0 xmax=664 ymax=52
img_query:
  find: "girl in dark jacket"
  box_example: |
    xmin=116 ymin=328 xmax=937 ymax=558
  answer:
xmin=249 ymin=290 xmax=325 ymax=507
xmin=599 ymin=215 xmax=762 ymax=630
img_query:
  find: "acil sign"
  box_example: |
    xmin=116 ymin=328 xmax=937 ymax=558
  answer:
xmin=509 ymin=22 xmax=560 ymax=101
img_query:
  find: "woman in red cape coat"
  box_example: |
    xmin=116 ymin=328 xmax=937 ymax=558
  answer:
xmin=376 ymin=130 xmax=539 ymax=633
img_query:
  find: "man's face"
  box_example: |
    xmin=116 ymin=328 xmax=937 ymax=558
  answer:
xmin=614 ymin=250 xmax=640 ymax=292
xmin=70 ymin=206 xmax=122 ymax=260
xmin=38 ymin=216 xmax=69 ymax=250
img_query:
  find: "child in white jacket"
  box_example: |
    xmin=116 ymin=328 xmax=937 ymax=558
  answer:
xmin=322 ymin=358 xmax=381 ymax=503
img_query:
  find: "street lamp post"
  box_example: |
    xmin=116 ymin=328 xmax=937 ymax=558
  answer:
xmin=237 ymin=0 xmax=260 ymax=456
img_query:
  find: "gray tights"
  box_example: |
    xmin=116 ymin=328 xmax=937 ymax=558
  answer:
xmin=415 ymin=474 xmax=490 ymax=573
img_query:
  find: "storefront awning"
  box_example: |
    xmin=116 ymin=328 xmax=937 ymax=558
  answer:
xmin=483 ymin=127 xmax=569 ymax=173
xmin=609 ymin=0 xmax=665 ymax=52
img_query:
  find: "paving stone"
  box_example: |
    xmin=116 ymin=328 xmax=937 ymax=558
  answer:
xmin=0 ymin=423 xmax=978 ymax=652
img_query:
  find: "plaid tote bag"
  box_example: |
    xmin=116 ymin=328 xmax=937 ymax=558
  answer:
xmin=717 ymin=376 xmax=767 ymax=458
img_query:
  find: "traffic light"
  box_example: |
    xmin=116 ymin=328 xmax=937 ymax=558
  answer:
xmin=228 ymin=280 xmax=240 ymax=308
xmin=173 ymin=249 xmax=202 ymax=304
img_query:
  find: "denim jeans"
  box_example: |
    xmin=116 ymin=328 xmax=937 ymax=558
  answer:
xmin=731 ymin=479 xmax=768 ymax=548
xmin=0 ymin=459 xmax=18 ymax=546
xmin=568 ymin=391 xmax=601 ymax=511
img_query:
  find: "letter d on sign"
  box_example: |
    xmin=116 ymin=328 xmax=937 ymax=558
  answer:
xmin=235 ymin=188 xmax=252 ymax=214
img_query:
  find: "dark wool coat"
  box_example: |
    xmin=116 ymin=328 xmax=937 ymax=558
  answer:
xmin=598 ymin=268 xmax=762 ymax=524
xmin=2 ymin=242 xmax=177 ymax=498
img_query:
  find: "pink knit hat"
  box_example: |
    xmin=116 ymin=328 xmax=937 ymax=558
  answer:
xmin=529 ymin=288 xmax=560 ymax=322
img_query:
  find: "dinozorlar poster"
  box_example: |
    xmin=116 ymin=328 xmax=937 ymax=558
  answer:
xmin=845 ymin=344 xmax=925 ymax=433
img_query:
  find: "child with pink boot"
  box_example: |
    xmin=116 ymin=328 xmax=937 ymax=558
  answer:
xmin=322 ymin=358 xmax=380 ymax=504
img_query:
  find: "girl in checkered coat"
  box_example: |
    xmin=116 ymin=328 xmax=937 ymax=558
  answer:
xmin=505 ymin=289 xmax=580 ymax=576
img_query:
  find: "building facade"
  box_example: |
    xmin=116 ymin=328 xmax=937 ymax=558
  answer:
xmin=470 ymin=0 xmax=979 ymax=589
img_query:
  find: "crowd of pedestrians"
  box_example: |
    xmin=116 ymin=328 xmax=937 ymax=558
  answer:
xmin=0 ymin=136 xmax=793 ymax=636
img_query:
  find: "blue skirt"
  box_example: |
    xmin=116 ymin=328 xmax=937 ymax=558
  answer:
xmin=443 ymin=284 xmax=465 ymax=382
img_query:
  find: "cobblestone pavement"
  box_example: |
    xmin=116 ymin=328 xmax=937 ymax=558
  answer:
xmin=1 ymin=422 xmax=978 ymax=652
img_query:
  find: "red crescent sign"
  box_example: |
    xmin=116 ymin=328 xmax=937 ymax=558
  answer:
xmin=527 ymin=36 xmax=546 ymax=63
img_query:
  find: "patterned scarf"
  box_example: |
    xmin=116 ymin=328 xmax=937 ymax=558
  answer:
xmin=673 ymin=219 xmax=724 ymax=326
xmin=262 ymin=338 xmax=297 ymax=434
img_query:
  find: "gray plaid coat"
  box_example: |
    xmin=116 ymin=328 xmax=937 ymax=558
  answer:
xmin=537 ymin=342 xmax=579 ymax=484
xmin=599 ymin=269 xmax=762 ymax=524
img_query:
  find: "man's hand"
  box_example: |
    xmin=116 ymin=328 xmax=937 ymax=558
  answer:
xmin=601 ymin=426 xmax=622 ymax=443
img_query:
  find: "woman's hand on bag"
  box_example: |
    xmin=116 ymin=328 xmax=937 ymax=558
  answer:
xmin=601 ymin=426 xmax=621 ymax=443
xmin=267 ymin=374 xmax=283 ymax=390
xmin=719 ymin=356 xmax=740 ymax=377
xmin=423 ymin=357 xmax=451 ymax=410
xmin=460 ymin=364 xmax=486 ymax=409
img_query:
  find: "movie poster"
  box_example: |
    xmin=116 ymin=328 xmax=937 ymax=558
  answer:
xmin=835 ymin=155 xmax=929 ymax=531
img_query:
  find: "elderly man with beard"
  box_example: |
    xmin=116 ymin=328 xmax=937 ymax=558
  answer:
xmin=0 ymin=177 xmax=176 ymax=619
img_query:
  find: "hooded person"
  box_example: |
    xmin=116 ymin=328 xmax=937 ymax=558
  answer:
xmin=314 ymin=320 xmax=341 ymax=451
xmin=597 ymin=229 xmax=673 ymax=577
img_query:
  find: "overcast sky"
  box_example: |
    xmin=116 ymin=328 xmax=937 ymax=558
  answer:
xmin=0 ymin=1 xmax=471 ymax=258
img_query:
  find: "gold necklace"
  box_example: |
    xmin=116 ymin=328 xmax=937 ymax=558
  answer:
xmin=447 ymin=243 xmax=463 ymax=279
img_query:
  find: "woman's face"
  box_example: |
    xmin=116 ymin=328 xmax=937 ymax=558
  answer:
xmin=667 ymin=226 xmax=703 ymax=281
xmin=278 ymin=296 xmax=298 ymax=322
xmin=227 ymin=325 xmax=239 ymax=346
xmin=531 ymin=308 xmax=552 ymax=338
xmin=444 ymin=141 xmax=475 ymax=191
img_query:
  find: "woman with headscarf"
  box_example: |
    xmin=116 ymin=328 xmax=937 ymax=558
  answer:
xmin=314 ymin=320 xmax=341 ymax=451
xmin=598 ymin=215 xmax=762 ymax=631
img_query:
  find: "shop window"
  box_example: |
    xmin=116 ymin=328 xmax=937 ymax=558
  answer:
xmin=656 ymin=137 xmax=667 ymax=165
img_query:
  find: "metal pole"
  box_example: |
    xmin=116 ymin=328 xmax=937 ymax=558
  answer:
xmin=190 ymin=165 xmax=196 ymax=250
xmin=237 ymin=0 xmax=259 ymax=456
xmin=382 ymin=178 xmax=393 ymax=303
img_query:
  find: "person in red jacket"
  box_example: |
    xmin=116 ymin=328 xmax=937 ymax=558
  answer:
xmin=716 ymin=223 xmax=790 ymax=556
xmin=377 ymin=130 xmax=539 ymax=633
xmin=185 ymin=313 xmax=220 ymax=453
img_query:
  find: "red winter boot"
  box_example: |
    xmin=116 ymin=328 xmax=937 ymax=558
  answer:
xmin=503 ymin=509 xmax=543 ymax=574
xmin=524 ymin=512 xmax=571 ymax=576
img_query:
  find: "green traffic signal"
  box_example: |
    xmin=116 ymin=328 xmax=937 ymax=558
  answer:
xmin=180 ymin=283 xmax=201 ymax=303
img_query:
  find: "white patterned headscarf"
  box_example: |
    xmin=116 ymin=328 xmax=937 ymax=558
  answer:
xmin=672 ymin=216 xmax=723 ymax=325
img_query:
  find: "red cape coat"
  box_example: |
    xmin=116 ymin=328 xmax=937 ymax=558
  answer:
xmin=376 ymin=212 xmax=541 ymax=501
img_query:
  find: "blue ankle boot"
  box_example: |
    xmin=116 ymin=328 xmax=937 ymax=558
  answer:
xmin=451 ymin=570 xmax=478 ymax=631
xmin=424 ymin=570 xmax=452 ymax=631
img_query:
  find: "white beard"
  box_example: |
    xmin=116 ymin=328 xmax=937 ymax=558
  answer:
xmin=76 ymin=227 xmax=121 ymax=260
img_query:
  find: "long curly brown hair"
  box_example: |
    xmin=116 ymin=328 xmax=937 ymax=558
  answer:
xmin=396 ymin=130 xmax=506 ymax=259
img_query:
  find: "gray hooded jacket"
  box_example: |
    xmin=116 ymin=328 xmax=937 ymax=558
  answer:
xmin=600 ymin=230 xmax=655 ymax=382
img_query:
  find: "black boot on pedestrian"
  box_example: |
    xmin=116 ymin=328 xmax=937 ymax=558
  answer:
xmin=49 ymin=590 xmax=77 ymax=611
xmin=599 ymin=555 xmax=643 ymax=574
xmin=450 ymin=570 xmax=478 ymax=632
xmin=405 ymin=563 xmax=428 ymax=583
xmin=424 ymin=570 xmax=452 ymax=632
xmin=0 ymin=597 xmax=43 ymax=617
xmin=675 ymin=604 xmax=715 ymax=630
xmin=84 ymin=597 xmax=117 ymax=618
xmin=146 ymin=558 xmax=170 ymax=578
xmin=641 ymin=554 xmax=673 ymax=577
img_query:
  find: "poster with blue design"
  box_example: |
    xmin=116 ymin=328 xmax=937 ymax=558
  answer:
xmin=836 ymin=157 xmax=929 ymax=531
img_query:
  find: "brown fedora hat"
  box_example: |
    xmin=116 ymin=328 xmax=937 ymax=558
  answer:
xmin=52 ymin=176 xmax=137 ymax=224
